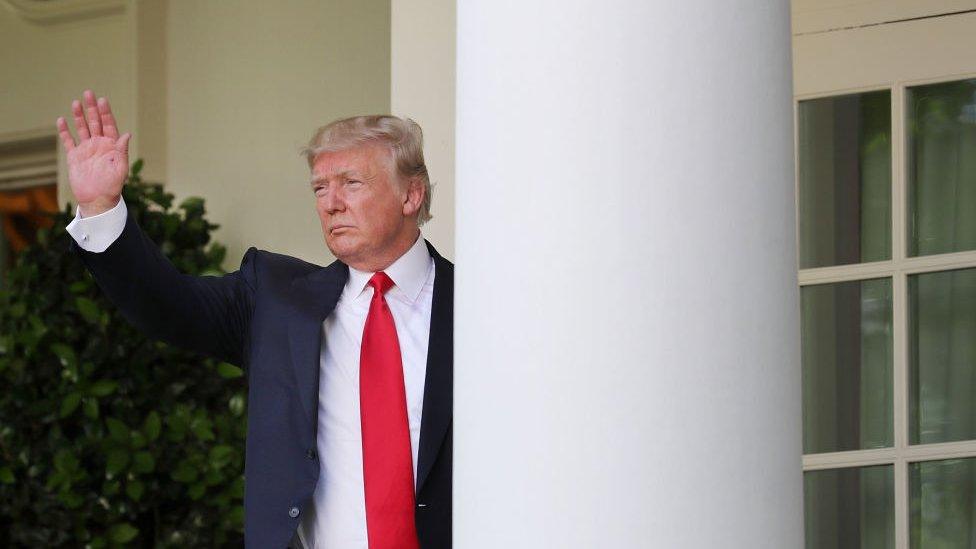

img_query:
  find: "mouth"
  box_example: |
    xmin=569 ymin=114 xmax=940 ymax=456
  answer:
xmin=329 ymin=225 xmax=353 ymax=235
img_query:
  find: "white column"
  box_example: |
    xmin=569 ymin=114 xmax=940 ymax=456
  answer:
xmin=455 ymin=1 xmax=802 ymax=547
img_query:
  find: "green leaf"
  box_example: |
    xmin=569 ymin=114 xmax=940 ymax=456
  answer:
xmin=180 ymin=196 xmax=205 ymax=216
xmin=68 ymin=280 xmax=90 ymax=294
xmin=228 ymin=505 xmax=245 ymax=527
xmin=75 ymin=297 xmax=100 ymax=323
xmin=188 ymin=482 xmax=206 ymax=500
xmin=108 ymin=523 xmax=139 ymax=543
xmin=29 ymin=315 xmax=47 ymax=340
xmin=171 ymin=461 xmax=198 ymax=483
xmin=8 ymin=302 xmax=25 ymax=318
xmin=131 ymin=451 xmax=155 ymax=474
xmin=83 ymin=398 xmax=99 ymax=419
xmin=89 ymin=379 xmax=118 ymax=397
xmin=190 ymin=416 xmax=215 ymax=441
xmin=54 ymin=449 xmax=79 ymax=472
xmin=103 ymin=479 xmax=120 ymax=496
xmin=130 ymin=431 xmax=147 ymax=449
xmin=143 ymin=411 xmax=161 ymax=441
xmin=0 ymin=466 xmax=14 ymax=484
xmin=105 ymin=418 xmax=129 ymax=441
xmin=105 ymin=449 xmax=129 ymax=475
xmin=228 ymin=393 xmax=245 ymax=416
xmin=126 ymin=480 xmax=144 ymax=501
xmin=58 ymin=491 xmax=84 ymax=509
xmin=50 ymin=343 xmax=77 ymax=368
xmin=208 ymin=445 xmax=235 ymax=468
xmin=216 ymin=362 xmax=243 ymax=379
xmin=60 ymin=392 xmax=82 ymax=417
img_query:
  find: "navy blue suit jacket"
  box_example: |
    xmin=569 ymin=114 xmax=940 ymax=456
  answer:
xmin=70 ymin=209 xmax=453 ymax=548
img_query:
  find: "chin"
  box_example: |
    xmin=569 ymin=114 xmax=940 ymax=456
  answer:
xmin=325 ymin=238 xmax=359 ymax=263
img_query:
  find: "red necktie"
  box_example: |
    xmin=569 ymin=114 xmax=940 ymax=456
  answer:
xmin=360 ymin=272 xmax=420 ymax=549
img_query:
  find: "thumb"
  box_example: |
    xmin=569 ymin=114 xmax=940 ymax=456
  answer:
xmin=116 ymin=133 xmax=132 ymax=155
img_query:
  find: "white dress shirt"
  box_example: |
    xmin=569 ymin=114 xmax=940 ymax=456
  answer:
xmin=66 ymin=198 xmax=434 ymax=549
xmin=65 ymin=197 xmax=129 ymax=253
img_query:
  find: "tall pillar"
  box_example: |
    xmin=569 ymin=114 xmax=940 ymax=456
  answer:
xmin=454 ymin=1 xmax=802 ymax=547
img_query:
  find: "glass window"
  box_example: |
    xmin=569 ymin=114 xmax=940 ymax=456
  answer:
xmin=907 ymin=79 xmax=976 ymax=257
xmin=805 ymin=465 xmax=894 ymax=549
xmin=798 ymin=91 xmax=891 ymax=268
xmin=802 ymin=278 xmax=893 ymax=453
xmin=799 ymin=78 xmax=976 ymax=549
xmin=909 ymin=267 xmax=976 ymax=445
xmin=910 ymin=458 xmax=976 ymax=547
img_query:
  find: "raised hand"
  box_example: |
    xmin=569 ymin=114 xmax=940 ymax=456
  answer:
xmin=57 ymin=90 xmax=132 ymax=217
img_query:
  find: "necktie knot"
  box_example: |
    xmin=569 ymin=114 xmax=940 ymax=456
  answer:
xmin=368 ymin=271 xmax=395 ymax=296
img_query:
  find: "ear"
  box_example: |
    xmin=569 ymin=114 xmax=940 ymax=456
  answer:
xmin=401 ymin=176 xmax=425 ymax=218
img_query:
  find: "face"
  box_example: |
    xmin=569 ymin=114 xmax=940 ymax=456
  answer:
xmin=310 ymin=144 xmax=422 ymax=271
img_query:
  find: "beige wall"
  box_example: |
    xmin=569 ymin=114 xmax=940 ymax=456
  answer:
xmin=391 ymin=0 xmax=455 ymax=260
xmin=0 ymin=5 xmax=136 ymax=206
xmin=165 ymin=0 xmax=391 ymax=266
xmin=792 ymin=0 xmax=976 ymax=34
xmin=1 ymin=1 xmax=392 ymax=268
xmin=792 ymin=0 xmax=976 ymax=95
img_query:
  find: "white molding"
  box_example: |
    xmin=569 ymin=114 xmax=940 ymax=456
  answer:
xmin=0 ymin=0 xmax=124 ymax=25
xmin=0 ymin=127 xmax=54 ymax=146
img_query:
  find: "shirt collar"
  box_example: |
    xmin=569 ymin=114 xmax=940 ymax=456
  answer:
xmin=345 ymin=232 xmax=432 ymax=304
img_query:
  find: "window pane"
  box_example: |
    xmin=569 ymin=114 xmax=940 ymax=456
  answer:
xmin=908 ymin=79 xmax=976 ymax=257
xmin=805 ymin=465 xmax=894 ymax=549
xmin=909 ymin=268 xmax=976 ymax=445
xmin=802 ymin=278 xmax=893 ymax=453
xmin=798 ymin=91 xmax=891 ymax=269
xmin=910 ymin=458 xmax=976 ymax=548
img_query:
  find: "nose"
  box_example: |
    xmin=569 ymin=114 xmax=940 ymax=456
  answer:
xmin=321 ymin=185 xmax=346 ymax=215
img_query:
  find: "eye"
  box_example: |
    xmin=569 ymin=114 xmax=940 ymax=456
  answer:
xmin=313 ymin=185 xmax=327 ymax=196
xmin=346 ymin=180 xmax=362 ymax=187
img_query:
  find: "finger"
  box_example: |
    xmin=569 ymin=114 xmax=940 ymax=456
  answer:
xmin=97 ymin=97 xmax=119 ymax=139
xmin=72 ymin=100 xmax=91 ymax=140
xmin=83 ymin=90 xmax=103 ymax=137
xmin=115 ymin=133 xmax=131 ymax=155
xmin=56 ymin=117 xmax=75 ymax=151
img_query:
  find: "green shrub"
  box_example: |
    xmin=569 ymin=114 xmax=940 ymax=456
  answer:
xmin=0 ymin=160 xmax=246 ymax=547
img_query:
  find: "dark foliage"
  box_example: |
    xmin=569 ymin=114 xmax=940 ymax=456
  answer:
xmin=0 ymin=161 xmax=246 ymax=547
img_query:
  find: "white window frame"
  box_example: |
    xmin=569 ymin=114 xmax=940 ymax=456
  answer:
xmin=796 ymin=71 xmax=976 ymax=549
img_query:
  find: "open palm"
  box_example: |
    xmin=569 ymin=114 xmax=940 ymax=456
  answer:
xmin=57 ymin=90 xmax=131 ymax=215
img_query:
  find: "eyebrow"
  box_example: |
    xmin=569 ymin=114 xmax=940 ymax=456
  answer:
xmin=310 ymin=170 xmax=359 ymax=187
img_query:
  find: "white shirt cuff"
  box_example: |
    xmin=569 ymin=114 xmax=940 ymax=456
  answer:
xmin=65 ymin=197 xmax=128 ymax=253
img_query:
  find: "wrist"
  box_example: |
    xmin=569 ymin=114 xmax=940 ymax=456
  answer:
xmin=79 ymin=195 xmax=121 ymax=218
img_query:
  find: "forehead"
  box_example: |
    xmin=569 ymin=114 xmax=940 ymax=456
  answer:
xmin=311 ymin=143 xmax=392 ymax=179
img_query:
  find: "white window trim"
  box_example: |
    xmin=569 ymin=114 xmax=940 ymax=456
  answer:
xmin=796 ymin=70 xmax=976 ymax=549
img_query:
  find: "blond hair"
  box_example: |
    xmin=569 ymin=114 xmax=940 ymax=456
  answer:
xmin=303 ymin=115 xmax=432 ymax=225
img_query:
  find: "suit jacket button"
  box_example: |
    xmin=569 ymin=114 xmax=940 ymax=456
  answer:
xmin=289 ymin=506 xmax=300 ymax=518
xmin=306 ymin=449 xmax=316 ymax=460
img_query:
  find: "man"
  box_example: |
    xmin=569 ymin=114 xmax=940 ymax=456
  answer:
xmin=58 ymin=90 xmax=453 ymax=548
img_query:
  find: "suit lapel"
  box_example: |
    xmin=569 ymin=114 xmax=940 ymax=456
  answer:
xmin=288 ymin=260 xmax=348 ymax=434
xmin=416 ymin=242 xmax=453 ymax=492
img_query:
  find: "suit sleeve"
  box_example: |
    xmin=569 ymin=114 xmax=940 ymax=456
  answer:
xmin=69 ymin=206 xmax=256 ymax=367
